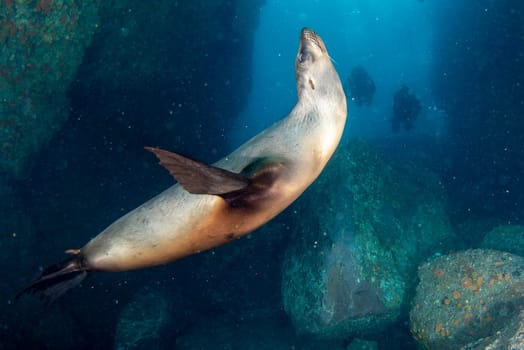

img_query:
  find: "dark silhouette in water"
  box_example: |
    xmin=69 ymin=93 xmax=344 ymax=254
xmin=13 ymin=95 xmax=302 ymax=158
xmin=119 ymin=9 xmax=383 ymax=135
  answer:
xmin=345 ymin=65 xmax=376 ymax=106
xmin=392 ymin=85 xmax=421 ymax=132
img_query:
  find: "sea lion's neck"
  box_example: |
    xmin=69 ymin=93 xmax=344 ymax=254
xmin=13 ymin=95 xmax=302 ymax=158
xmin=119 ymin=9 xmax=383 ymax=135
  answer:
xmin=292 ymin=86 xmax=346 ymax=127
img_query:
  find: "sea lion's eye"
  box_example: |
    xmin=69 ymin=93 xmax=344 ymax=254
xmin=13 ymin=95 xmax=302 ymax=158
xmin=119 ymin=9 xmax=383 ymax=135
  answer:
xmin=298 ymin=51 xmax=311 ymax=63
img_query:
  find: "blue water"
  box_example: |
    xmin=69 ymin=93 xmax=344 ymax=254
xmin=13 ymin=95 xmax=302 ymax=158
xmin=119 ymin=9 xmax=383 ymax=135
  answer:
xmin=232 ymin=0 xmax=435 ymax=146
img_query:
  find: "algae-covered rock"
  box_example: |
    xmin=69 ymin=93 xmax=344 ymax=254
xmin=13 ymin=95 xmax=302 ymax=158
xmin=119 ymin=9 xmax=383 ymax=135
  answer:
xmin=175 ymin=315 xmax=346 ymax=350
xmin=410 ymin=249 xmax=524 ymax=349
xmin=114 ymin=289 xmax=172 ymax=350
xmin=481 ymin=225 xmax=524 ymax=257
xmin=462 ymin=309 xmax=524 ymax=349
xmin=347 ymin=338 xmax=378 ymax=350
xmin=282 ymin=140 xmax=455 ymax=339
xmin=0 ymin=1 xmax=99 ymax=178
xmin=282 ymin=230 xmax=404 ymax=339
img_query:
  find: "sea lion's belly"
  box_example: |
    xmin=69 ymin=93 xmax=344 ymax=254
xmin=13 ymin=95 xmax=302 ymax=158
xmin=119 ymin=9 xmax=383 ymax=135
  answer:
xmin=81 ymin=163 xmax=308 ymax=272
xmin=82 ymin=185 xmax=221 ymax=271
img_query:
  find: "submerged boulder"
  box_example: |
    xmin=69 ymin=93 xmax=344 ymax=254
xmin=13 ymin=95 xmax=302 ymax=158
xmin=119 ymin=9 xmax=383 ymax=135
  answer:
xmin=410 ymin=249 xmax=524 ymax=349
xmin=282 ymin=140 xmax=455 ymax=339
xmin=282 ymin=228 xmax=404 ymax=339
xmin=481 ymin=224 xmax=524 ymax=257
xmin=347 ymin=338 xmax=379 ymax=350
xmin=175 ymin=315 xmax=346 ymax=350
xmin=462 ymin=309 xmax=524 ymax=349
xmin=114 ymin=288 xmax=173 ymax=350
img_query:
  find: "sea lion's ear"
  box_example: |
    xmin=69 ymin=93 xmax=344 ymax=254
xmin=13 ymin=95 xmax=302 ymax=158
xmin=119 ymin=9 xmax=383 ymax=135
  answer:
xmin=145 ymin=147 xmax=249 ymax=195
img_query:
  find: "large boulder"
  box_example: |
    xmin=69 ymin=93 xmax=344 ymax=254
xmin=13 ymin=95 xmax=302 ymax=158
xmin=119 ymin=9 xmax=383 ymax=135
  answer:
xmin=0 ymin=1 xmax=99 ymax=178
xmin=114 ymin=288 xmax=176 ymax=350
xmin=347 ymin=338 xmax=378 ymax=350
xmin=282 ymin=230 xmax=405 ymax=339
xmin=410 ymin=249 xmax=524 ymax=349
xmin=282 ymin=140 xmax=456 ymax=339
xmin=175 ymin=315 xmax=346 ymax=350
xmin=481 ymin=225 xmax=524 ymax=257
xmin=462 ymin=309 xmax=524 ymax=349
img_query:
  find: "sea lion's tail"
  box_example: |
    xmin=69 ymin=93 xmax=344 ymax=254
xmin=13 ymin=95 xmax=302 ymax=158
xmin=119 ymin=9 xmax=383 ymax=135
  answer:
xmin=16 ymin=255 xmax=89 ymax=303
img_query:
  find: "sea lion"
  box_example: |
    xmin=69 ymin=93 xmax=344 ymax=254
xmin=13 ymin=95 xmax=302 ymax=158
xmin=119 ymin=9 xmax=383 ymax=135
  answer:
xmin=18 ymin=28 xmax=347 ymax=301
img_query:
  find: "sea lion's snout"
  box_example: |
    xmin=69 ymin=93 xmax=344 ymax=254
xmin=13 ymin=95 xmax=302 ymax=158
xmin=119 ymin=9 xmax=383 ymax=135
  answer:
xmin=299 ymin=28 xmax=327 ymax=55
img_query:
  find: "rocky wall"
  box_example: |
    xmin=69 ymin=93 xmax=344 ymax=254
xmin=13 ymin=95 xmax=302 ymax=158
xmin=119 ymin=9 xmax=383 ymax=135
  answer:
xmin=0 ymin=0 xmax=99 ymax=179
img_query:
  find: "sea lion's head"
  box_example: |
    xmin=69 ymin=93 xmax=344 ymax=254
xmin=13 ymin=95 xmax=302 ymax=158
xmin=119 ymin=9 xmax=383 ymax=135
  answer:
xmin=295 ymin=28 xmax=344 ymax=104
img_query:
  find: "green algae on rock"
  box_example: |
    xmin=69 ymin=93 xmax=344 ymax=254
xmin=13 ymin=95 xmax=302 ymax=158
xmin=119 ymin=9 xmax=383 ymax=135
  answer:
xmin=347 ymin=338 xmax=379 ymax=350
xmin=282 ymin=140 xmax=455 ymax=339
xmin=0 ymin=1 xmax=99 ymax=179
xmin=410 ymin=249 xmax=524 ymax=349
xmin=114 ymin=289 xmax=171 ymax=350
xmin=462 ymin=309 xmax=524 ymax=350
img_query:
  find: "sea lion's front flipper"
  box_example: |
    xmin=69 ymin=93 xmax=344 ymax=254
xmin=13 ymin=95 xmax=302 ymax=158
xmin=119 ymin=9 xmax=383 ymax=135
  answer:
xmin=146 ymin=146 xmax=249 ymax=195
xmin=221 ymin=157 xmax=288 ymax=208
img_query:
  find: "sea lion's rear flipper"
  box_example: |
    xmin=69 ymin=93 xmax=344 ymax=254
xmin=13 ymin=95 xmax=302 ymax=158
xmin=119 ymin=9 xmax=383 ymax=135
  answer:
xmin=145 ymin=146 xmax=249 ymax=195
xmin=16 ymin=255 xmax=89 ymax=303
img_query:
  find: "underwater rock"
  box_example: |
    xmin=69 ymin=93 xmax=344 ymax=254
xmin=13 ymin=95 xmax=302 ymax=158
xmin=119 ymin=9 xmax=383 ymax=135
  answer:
xmin=282 ymin=231 xmax=404 ymax=339
xmin=347 ymin=338 xmax=378 ymax=350
xmin=114 ymin=288 xmax=173 ymax=350
xmin=175 ymin=315 xmax=346 ymax=350
xmin=452 ymin=215 xmax=499 ymax=249
xmin=461 ymin=309 xmax=524 ymax=349
xmin=410 ymin=249 xmax=524 ymax=349
xmin=0 ymin=1 xmax=99 ymax=179
xmin=281 ymin=140 xmax=455 ymax=339
xmin=481 ymin=225 xmax=524 ymax=257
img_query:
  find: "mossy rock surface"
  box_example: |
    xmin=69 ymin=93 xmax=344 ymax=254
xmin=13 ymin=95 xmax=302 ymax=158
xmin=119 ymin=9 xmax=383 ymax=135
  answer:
xmin=0 ymin=1 xmax=99 ymax=178
xmin=282 ymin=140 xmax=455 ymax=339
xmin=410 ymin=249 xmax=524 ymax=349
